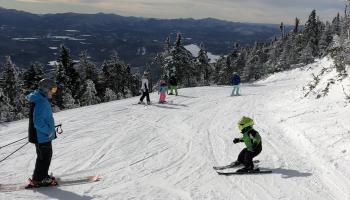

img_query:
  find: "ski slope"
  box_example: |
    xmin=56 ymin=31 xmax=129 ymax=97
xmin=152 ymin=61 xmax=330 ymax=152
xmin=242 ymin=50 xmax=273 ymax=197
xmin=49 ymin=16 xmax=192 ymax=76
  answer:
xmin=1 ymin=57 xmax=350 ymax=200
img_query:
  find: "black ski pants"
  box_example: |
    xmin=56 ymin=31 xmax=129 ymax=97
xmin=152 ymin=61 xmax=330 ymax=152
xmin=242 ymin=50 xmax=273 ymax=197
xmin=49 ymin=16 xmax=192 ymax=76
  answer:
xmin=33 ymin=141 xmax=52 ymax=181
xmin=237 ymin=143 xmax=262 ymax=168
xmin=140 ymin=90 xmax=150 ymax=102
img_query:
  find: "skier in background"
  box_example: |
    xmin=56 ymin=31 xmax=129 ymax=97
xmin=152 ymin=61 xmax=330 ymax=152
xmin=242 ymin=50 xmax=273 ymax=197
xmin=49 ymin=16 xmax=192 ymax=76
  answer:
xmin=231 ymin=72 xmax=241 ymax=96
xmin=232 ymin=116 xmax=262 ymax=172
xmin=168 ymin=74 xmax=178 ymax=96
xmin=26 ymin=79 xmax=58 ymax=187
xmin=138 ymin=72 xmax=151 ymax=105
xmin=158 ymin=78 xmax=168 ymax=103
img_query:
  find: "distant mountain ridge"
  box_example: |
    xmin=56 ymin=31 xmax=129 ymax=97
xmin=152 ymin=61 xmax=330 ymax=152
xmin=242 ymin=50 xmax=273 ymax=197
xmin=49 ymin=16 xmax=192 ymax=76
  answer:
xmin=0 ymin=7 xmax=285 ymax=69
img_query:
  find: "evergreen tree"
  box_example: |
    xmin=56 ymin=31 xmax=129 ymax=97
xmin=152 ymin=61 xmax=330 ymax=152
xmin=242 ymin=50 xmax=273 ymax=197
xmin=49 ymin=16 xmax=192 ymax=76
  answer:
xmin=319 ymin=22 xmax=333 ymax=56
xmin=213 ymin=56 xmax=226 ymax=84
xmin=244 ymin=42 xmax=268 ymax=81
xmin=331 ymin=13 xmax=341 ymax=36
xmin=57 ymin=45 xmax=81 ymax=98
xmin=163 ymin=33 xmax=196 ymax=86
xmin=300 ymin=42 xmax=315 ymax=64
xmin=0 ymin=87 xmax=13 ymax=122
xmin=2 ymin=56 xmax=22 ymax=120
xmin=303 ymin=10 xmax=321 ymax=57
xmin=294 ymin=18 xmax=300 ymax=34
xmin=80 ymin=79 xmax=100 ymax=106
xmin=104 ymin=88 xmax=119 ymax=102
xmin=23 ymin=62 xmax=44 ymax=93
xmin=196 ymin=43 xmax=211 ymax=85
xmin=79 ymin=50 xmax=98 ymax=84
xmin=61 ymin=92 xmax=77 ymax=109
xmin=102 ymin=51 xmax=128 ymax=97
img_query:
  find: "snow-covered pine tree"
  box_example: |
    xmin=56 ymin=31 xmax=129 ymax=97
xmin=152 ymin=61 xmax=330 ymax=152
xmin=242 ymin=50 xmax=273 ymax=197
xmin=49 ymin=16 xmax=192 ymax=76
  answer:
xmin=79 ymin=50 xmax=98 ymax=84
xmin=80 ymin=79 xmax=100 ymax=106
xmin=102 ymin=51 xmax=127 ymax=98
xmin=2 ymin=56 xmax=23 ymax=120
xmin=61 ymin=92 xmax=77 ymax=109
xmin=319 ymin=22 xmax=334 ymax=56
xmin=300 ymin=42 xmax=316 ymax=64
xmin=167 ymin=33 xmax=196 ymax=86
xmin=104 ymin=88 xmax=119 ymax=102
xmin=303 ymin=10 xmax=321 ymax=58
xmin=0 ymin=87 xmax=13 ymax=122
xmin=23 ymin=62 xmax=44 ymax=93
xmin=57 ymin=45 xmax=81 ymax=98
xmin=213 ymin=55 xmax=226 ymax=84
xmin=196 ymin=42 xmax=211 ymax=85
xmin=243 ymin=42 xmax=267 ymax=81
xmin=331 ymin=13 xmax=341 ymax=36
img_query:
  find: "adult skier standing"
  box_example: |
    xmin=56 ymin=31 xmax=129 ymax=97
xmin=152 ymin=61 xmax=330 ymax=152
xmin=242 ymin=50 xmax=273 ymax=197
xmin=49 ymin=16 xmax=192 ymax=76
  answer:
xmin=26 ymin=79 xmax=58 ymax=187
xmin=232 ymin=116 xmax=262 ymax=172
xmin=231 ymin=72 xmax=241 ymax=96
xmin=138 ymin=72 xmax=151 ymax=105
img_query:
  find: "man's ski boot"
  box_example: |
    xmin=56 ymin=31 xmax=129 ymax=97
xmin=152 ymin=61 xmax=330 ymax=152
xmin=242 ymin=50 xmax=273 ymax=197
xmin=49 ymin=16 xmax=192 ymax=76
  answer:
xmin=26 ymin=176 xmax=58 ymax=189
xmin=229 ymin=161 xmax=242 ymax=167
xmin=236 ymin=165 xmax=255 ymax=173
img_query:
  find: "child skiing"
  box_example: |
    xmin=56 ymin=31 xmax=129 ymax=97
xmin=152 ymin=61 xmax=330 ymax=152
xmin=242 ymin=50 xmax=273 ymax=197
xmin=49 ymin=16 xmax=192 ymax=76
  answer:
xmin=158 ymin=79 xmax=168 ymax=103
xmin=168 ymin=74 xmax=178 ymax=96
xmin=26 ymin=79 xmax=58 ymax=187
xmin=232 ymin=116 xmax=262 ymax=172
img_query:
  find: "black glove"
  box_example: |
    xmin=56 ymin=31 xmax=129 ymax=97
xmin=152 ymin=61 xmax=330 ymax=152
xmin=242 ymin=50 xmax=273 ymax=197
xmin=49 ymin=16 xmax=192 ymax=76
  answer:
xmin=233 ymin=138 xmax=241 ymax=144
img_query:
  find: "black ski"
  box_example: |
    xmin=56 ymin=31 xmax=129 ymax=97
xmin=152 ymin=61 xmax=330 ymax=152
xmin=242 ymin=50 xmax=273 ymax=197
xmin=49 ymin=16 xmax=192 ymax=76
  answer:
xmin=217 ymin=169 xmax=272 ymax=175
xmin=213 ymin=160 xmax=259 ymax=170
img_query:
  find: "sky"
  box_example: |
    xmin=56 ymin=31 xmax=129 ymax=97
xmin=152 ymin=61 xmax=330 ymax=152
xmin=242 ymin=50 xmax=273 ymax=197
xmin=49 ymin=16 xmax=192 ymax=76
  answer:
xmin=0 ymin=0 xmax=347 ymax=24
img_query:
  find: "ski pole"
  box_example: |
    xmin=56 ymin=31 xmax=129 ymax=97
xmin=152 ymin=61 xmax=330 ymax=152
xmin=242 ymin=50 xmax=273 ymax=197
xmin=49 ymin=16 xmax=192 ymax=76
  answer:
xmin=0 ymin=136 xmax=28 ymax=149
xmin=0 ymin=141 xmax=29 ymax=163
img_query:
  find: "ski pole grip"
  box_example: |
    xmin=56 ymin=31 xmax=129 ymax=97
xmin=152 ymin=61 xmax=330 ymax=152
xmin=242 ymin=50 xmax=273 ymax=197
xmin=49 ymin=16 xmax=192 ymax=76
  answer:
xmin=55 ymin=124 xmax=63 ymax=134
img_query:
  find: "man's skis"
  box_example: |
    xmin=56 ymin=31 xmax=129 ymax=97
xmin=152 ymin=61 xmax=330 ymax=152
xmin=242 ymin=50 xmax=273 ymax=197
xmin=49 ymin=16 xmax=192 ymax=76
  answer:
xmin=217 ymin=169 xmax=272 ymax=175
xmin=0 ymin=175 xmax=100 ymax=192
xmin=213 ymin=160 xmax=260 ymax=170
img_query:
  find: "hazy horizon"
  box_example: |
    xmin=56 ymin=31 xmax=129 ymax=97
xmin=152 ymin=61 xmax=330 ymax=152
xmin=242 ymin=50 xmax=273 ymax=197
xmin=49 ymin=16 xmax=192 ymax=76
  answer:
xmin=0 ymin=0 xmax=346 ymax=24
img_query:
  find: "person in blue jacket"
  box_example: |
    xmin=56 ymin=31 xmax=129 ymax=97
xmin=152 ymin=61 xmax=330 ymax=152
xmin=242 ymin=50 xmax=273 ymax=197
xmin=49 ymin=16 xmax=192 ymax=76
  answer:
xmin=26 ymin=79 xmax=58 ymax=187
xmin=231 ymin=72 xmax=241 ymax=96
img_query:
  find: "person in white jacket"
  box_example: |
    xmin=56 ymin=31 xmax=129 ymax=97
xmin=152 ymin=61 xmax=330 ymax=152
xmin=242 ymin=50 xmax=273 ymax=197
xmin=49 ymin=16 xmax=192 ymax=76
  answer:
xmin=138 ymin=72 xmax=151 ymax=105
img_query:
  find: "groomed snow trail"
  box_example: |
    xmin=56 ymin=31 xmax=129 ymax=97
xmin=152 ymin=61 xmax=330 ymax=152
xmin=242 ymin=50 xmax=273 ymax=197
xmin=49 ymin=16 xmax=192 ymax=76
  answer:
xmin=0 ymin=57 xmax=349 ymax=200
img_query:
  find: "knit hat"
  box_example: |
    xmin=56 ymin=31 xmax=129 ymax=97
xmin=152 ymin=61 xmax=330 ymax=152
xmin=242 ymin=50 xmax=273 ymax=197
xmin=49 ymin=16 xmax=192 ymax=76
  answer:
xmin=38 ymin=79 xmax=57 ymax=93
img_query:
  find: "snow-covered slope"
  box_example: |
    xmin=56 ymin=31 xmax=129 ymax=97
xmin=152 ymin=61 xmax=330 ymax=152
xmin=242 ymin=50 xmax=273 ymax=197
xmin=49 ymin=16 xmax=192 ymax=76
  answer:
xmin=1 ymin=57 xmax=349 ymax=200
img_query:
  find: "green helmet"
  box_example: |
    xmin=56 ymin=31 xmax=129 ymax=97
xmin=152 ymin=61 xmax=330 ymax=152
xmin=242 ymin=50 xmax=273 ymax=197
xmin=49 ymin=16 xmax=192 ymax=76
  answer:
xmin=238 ymin=116 xmax=254 ymax=131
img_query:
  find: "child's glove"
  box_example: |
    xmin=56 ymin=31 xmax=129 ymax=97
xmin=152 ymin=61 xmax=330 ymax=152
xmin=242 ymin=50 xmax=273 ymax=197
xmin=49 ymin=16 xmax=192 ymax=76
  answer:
xmin=233 ymin=138 xmax=241 ymax=144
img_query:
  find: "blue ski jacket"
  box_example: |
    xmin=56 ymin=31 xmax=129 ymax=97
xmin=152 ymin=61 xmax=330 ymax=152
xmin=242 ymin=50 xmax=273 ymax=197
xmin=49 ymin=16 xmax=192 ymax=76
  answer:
xmin=232 ymin=74 xmax=241 ymax=85
xmin=26 ymin=90 xmax=56 ymax=144
xmin=159 ymin=84 xmax=168 ymax=93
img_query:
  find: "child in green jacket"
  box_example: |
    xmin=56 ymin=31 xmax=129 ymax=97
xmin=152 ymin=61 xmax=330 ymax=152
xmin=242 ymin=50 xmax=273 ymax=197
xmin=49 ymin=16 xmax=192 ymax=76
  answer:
xmin=232 ymin=116 xmax=262 ymax=172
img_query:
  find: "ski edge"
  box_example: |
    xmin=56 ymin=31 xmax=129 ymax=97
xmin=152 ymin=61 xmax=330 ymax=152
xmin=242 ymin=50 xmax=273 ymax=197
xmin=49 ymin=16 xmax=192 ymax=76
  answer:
xmin=213 ymin=160 xmax=260 ymax=170
xmin=0 ymin=175 xmax=101 ymax=192
xmin=217 ymin=170 xmax=272 ymax=175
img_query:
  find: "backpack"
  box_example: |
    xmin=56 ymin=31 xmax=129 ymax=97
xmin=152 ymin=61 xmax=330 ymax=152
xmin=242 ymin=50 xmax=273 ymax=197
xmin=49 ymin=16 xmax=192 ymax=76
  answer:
xmin=28 ymin=103 xmax=38 ymax=144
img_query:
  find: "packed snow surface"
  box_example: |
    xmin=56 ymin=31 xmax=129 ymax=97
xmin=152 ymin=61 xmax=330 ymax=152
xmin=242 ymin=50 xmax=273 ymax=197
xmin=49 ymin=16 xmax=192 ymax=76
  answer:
xmin=1 ymin=57 xmax=350 ymax=199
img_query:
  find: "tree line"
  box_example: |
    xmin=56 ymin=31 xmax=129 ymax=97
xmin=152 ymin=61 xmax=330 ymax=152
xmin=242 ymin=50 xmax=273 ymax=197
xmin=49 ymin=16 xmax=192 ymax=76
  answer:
xmin=1 ymin=6 xmax=350 ymax=122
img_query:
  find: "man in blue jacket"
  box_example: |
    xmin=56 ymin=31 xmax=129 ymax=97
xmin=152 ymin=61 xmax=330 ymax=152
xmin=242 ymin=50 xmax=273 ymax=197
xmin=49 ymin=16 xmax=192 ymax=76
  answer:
xmin=231 ymin=72 xmax=241 ymax=96
xmin=26 ymin=79 xmax=58 ymax=187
